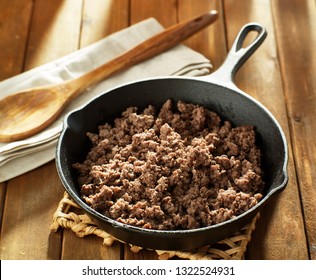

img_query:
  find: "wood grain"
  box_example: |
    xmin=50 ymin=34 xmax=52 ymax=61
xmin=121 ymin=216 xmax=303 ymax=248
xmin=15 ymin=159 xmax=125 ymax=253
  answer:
xmin=271 ymin=0 xmax=316 ymax=260
xmin=61 ymin=229 xmax=122 ymax=260
xmin=1 ymin=162 xmax=64 ymax=259
xmin=130 ymin=0 xmax=178 ymax=26
xmin=0 ymin=182 xmax=6 ymax=226
xmin=0 ymin=0 xmax=314 ymax=260
xmin=0 ymin=0 xmax=34 ymax=81
xmin=24 ymin=0 xmax=83 ymax=70
xmin=178 ymin=0 xmax=227 ymax=69
xmin=80 ymin=0 xmax=129 ymax=48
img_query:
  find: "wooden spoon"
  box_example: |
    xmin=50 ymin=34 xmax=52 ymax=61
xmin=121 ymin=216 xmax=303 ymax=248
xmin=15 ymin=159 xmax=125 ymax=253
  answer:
xmin=0 ymin=10 xmax=218 ymax=142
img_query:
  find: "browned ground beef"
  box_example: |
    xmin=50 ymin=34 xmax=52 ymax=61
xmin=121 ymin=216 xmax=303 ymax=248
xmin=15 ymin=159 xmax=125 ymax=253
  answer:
xmin=73 ymin=99 xmax=264 ymax=230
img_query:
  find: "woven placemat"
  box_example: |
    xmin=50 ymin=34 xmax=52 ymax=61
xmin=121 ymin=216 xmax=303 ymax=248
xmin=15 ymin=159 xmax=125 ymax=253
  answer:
xmin=51 ymin=192 xmax=259 ymax=260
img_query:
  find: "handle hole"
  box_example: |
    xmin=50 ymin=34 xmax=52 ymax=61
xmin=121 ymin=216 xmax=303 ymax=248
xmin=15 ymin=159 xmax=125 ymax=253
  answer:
xmin=236 ymin=30 xmax=261 ymax=51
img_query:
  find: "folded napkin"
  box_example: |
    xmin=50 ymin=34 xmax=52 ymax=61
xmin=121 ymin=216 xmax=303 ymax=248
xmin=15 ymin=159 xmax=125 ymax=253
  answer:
xmin=0 ymin=18 xmax=212 ymax=183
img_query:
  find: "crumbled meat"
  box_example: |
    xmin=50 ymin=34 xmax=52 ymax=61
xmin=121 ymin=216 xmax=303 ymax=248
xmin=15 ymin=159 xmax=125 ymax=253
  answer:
xmin=73 ymin=99 xmax=264 ymax=230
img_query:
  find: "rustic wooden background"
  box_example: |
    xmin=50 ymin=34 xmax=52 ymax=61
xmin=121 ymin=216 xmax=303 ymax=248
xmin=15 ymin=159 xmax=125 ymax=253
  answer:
xmin=0 ymin=0 xmax=315 ymax=260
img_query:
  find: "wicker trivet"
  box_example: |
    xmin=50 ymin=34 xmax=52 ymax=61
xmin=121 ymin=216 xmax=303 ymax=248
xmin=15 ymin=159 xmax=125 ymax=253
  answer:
xmin=51 ymin=192 xmax=259 ymax=260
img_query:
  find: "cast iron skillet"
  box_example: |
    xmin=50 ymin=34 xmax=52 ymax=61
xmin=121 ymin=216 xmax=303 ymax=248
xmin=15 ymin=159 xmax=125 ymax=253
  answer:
xmin=56 ymin=23 xmax=288 ymax=250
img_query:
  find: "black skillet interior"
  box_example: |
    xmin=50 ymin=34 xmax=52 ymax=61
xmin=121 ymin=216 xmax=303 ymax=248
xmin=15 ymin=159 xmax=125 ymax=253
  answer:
xmin=56 ymin=23 xmax=288 ymax=250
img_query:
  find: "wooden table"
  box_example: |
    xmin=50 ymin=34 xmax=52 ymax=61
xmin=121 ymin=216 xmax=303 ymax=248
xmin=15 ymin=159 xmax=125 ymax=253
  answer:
xmin=0 ymin=0 xmax=315 ymax=260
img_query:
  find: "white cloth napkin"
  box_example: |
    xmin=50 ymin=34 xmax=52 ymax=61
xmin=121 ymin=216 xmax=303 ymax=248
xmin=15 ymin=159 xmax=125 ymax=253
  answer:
xmin=0 ymin=18 xmax=212 ymax=182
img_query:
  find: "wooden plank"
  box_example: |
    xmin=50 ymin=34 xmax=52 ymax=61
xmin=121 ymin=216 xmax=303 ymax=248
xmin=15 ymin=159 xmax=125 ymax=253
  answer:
xmin=0 ymin=0 xmax=34 ymax=80
xmin=123 ymin=245 xmax=159 ymax=260
xmin=60 ymin=0 xmax=130 ymax=260
xmin=178 ymin=0 xmax=227 ymax=69
xmin=130 ymin=0 xmax=178 ymax=26
xmin=271 ymin=0 xmax=316 ymax=260
xmin=0 ymin=182 xmax=6 ymax=226
xmin=80 ymin=0 xmax=129 ymax=47
xmin=62 ymin=230 xmax=122 ymax=260
xmin=1 ymin=162 xmax=64 ymax=259
xmin=0 ymin=0 xmax=83 ymax=260
xmin=24 ymin=0 xmax=83 ymax=70
xmin=224 ymin=0 xmax=308 ymax=259
xmin=1 ymin=0 xmax=310 ymax=261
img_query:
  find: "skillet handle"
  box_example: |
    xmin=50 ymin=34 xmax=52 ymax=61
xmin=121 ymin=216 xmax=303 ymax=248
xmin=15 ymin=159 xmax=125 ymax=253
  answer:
xmin=203 ymin=23 xmax=267 ymax=86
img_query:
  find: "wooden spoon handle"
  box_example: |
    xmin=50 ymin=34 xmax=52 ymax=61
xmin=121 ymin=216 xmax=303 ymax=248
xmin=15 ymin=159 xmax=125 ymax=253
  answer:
xmin=69 ymin=10 xmax=218 ymax=96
